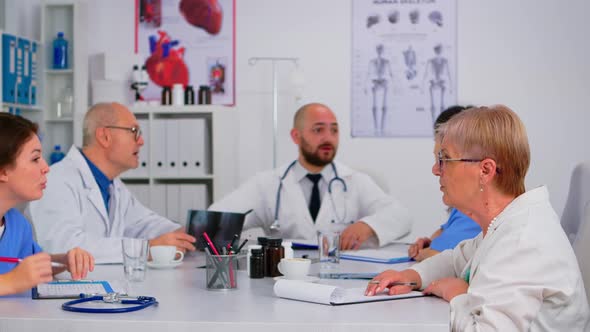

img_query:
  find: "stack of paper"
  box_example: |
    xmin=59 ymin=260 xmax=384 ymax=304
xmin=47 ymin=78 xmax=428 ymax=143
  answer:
xmin=273 ymin=279 xmax=424 ymax=305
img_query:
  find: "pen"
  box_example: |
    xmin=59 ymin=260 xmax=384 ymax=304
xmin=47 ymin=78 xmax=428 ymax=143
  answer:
xmin=235 ymin=239 xmax=249 ymax=253
xmin=0 ymin=256 xmax=66 ymax=268
xmin=202 ymin=232 xmax=220 ymax=256
xmin=367 ymin=281 xmax=417 ymax=286
xmin=228 ymin=234 xmax=239 ymax=252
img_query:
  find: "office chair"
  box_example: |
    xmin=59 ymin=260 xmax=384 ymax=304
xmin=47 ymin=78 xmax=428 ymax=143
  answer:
xmin=573 ymin=205 xmax=590 ymax=306
xmin=561 ymin=161 xmax=590 ymax=244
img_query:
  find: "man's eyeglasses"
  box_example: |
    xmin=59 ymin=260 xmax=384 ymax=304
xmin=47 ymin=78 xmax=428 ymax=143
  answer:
xmin=105 ymin=126 xmax=142 ymax=141
xmin=436 ymin=150 xmax=483 ymax=170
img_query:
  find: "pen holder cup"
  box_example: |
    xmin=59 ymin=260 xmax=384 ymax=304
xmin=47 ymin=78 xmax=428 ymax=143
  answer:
xmin=205 ymin=254 xmax=243 ymax=291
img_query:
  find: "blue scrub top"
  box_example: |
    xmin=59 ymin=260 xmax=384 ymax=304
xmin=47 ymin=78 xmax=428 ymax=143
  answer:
xmin=429 ymin=208 xmax=481 ymax=252
xmin=0 ymin=209 xmax=43 ymax=274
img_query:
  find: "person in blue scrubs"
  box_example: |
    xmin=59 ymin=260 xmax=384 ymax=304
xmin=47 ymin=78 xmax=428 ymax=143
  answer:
xmin=408 ymin=106 xmax=481 ymax=261
xmin=0 ymin=113 xmax=94 ymax=296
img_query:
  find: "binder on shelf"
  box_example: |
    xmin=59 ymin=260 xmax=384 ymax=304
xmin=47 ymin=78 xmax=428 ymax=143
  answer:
xmin=166 ymin=184 xmax=181 ymax=223
xmin=151 ymin=119 xmax=167 ymax=177
xmin=126 ymin=118 xmax=148 ymax=177
xmin=2 ymin=33 xmax=17 ymax=103
xmin=165 ymin=119 xmax=180 ymax=177
xmin=178 ymin=184 xmax=208 ymax=228
xmin=150 ymin=184 xmax=167 ymax=217
xmin=29 ymin=41 xmax=38 ymax=105
xmin=17 ymin=38 xmax=30 ymax=105
xmin=178 ymin=118 xmax=208 ymax=177
xmin=137 ymin=118 xmax=149 ymax=176
xmin=14 ymin=37 xmax=23 ymax=104
xmin=126 ymin=183 xmax=150 ymax=207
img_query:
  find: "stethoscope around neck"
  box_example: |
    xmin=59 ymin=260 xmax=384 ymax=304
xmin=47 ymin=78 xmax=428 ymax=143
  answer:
xmin=270 ymin=160 xmax=348 ymax=230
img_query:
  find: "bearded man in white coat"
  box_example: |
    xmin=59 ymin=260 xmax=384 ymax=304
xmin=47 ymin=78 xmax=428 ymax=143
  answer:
xmin=209 ymin=103 xmax=411 ymax=250
xmin=27 ymin=102 xmax=196 ymax=263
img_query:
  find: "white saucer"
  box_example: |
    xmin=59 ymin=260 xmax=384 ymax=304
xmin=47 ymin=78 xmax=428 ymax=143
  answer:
xmin=273 ymin=275 xmax=320 ymax=283
xmin=147 ymin=260 xmax=183 ymax=269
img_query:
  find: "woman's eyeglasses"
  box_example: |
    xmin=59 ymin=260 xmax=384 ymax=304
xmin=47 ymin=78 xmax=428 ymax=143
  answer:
xmin=436 ymin=150 xmax=483 ymax=170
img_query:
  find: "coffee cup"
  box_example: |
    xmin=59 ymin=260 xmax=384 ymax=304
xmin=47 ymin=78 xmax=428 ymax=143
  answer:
xmin=150 ymin=245 xmax=184 ymax=265
xmin=277 ymin=258 xmax=311 ymax=280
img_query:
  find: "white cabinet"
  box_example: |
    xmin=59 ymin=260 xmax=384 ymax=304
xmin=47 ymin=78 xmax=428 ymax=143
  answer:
xmin=40 ymin=0 xmax=87 ymax=160
xmin=123 ymin=105 xmax=237 ymax=226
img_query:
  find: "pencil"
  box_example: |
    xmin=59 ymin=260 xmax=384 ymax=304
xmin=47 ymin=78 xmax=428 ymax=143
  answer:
xmin=0 ymin=256 xmax=66 ymax=268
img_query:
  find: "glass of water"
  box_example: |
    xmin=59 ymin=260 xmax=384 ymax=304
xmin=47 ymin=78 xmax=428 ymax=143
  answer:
xmin=317 ymin=230 xmax=340 ymax=270
xmin=122 ymin=238 xmax=148 ymax=282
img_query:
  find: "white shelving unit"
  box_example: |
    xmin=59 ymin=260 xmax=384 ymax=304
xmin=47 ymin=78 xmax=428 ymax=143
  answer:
xmin=40 ymin=0 xmax=87 ymax=160
xmin=122 ymin=105 xmax=238 ymax=225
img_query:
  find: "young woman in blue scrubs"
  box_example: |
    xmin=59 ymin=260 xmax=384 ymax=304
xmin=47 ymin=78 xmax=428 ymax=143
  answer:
xmin=408 ymin=106 xmax=481 ymax=261
xmin=0 ymin=113 xmax=94 ymax=295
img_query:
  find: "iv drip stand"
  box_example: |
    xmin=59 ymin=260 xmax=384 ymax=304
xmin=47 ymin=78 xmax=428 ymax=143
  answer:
xmin=248 ymin=57 xmax=299 ymax=169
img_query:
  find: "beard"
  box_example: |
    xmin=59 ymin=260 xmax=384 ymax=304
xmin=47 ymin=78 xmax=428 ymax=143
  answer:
xmin=300 ymin=138 xmax=337 ymax=167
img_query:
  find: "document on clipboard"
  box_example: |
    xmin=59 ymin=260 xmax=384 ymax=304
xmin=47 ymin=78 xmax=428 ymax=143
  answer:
xmin=274 ymin=279 xmax=425 ymax=305
xmin=32 ymin=280 xmax=126 ymax=299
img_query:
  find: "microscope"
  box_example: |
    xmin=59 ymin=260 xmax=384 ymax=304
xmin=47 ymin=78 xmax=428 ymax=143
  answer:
xmin=130 ymin=64 xmax=149 ymax=101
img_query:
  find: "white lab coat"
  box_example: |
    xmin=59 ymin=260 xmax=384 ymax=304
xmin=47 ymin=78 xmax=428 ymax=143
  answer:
xmin=412 ymin=186 xmax=590 ymax=331
xmin=209 ymin=161 xmax=411 ymax=246
xmin=27 ymin=147 xmax=179 ymax=263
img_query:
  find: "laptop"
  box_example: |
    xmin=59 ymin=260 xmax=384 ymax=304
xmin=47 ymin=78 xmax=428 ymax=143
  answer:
xmin=186 ymin=210 xmax=247 ymax=251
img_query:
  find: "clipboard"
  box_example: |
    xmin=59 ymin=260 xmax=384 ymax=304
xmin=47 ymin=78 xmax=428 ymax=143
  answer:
xmin=32 ymin=280 xmax=118 ymax=299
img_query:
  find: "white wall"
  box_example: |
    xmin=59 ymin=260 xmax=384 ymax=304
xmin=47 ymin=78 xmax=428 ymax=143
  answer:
xmin=12 ymin=0 xmax=590 ymax=239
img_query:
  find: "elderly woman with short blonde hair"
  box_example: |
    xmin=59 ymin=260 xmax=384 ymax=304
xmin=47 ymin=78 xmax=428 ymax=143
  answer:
xmin=366 ymin=105 xmax=589 ymax=331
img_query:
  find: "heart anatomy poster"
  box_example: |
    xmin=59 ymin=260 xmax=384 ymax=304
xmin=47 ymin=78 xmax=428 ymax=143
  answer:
xmin=136 ymin=0 xmax=235 ymax=105
xmin=351 ymin=0 xmax=456 ymax=137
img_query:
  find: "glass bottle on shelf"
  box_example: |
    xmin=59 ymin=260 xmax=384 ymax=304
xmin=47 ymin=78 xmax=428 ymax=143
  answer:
xmin=54 ymin=87 xmax=74 ymax=119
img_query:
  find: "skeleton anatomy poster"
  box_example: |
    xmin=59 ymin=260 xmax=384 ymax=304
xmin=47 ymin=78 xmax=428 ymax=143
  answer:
xmin=135 ymin=0 xmax=235 ymax=105
xmin=351 ymin=0 xmax=456 ymax=137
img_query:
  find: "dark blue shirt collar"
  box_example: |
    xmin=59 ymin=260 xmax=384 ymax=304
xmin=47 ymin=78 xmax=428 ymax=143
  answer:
xmin=79 ymin=148 xmax=113 ymax=212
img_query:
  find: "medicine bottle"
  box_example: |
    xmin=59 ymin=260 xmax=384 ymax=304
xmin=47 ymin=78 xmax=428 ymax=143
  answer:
xmin=161 ymin=86 xmax=172 ymax=105
xmin=172 ymin=83 xmax=184 ymax=106
xmin=265 ymin=238 xmax=284 ymax=277
xmin=246 ymin=244 xmax=262 ymax=277
xmin=184 ymin=85 xmax=195 ymax=105
xmin=257 ymin=237 xmax=269 ymax=276
xmin=249 ymin=248 xmax=265 ymax=279
xmin=198 ymin=85 xmax=211 ymax=104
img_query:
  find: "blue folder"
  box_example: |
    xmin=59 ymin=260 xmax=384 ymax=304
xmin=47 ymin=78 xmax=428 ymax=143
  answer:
xmin=340 ymin=254 xmax=413 ymax=264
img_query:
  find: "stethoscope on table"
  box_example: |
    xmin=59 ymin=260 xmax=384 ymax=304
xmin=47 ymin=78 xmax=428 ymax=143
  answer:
xmin=62 ymin=293 xmax=158 ymax=313
xmin=271 ymin=160 xmax=348 ymax=230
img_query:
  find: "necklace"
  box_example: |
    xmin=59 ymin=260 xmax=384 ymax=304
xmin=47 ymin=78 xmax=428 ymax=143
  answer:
xmin=487 ymin=217 xmax=498 ymax=234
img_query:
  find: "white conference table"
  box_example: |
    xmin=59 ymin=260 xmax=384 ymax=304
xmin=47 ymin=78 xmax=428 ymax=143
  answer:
xmin=0 ymin=245 xmax=449 ymax=331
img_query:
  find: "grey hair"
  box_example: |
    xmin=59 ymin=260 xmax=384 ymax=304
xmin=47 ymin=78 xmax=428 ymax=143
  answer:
xmin=82 ymin=103 xmax=118 ymax=147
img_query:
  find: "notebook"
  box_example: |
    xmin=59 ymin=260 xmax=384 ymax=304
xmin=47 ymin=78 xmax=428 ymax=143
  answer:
xmin=274 ymin=279 xmax=425 ymax=305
